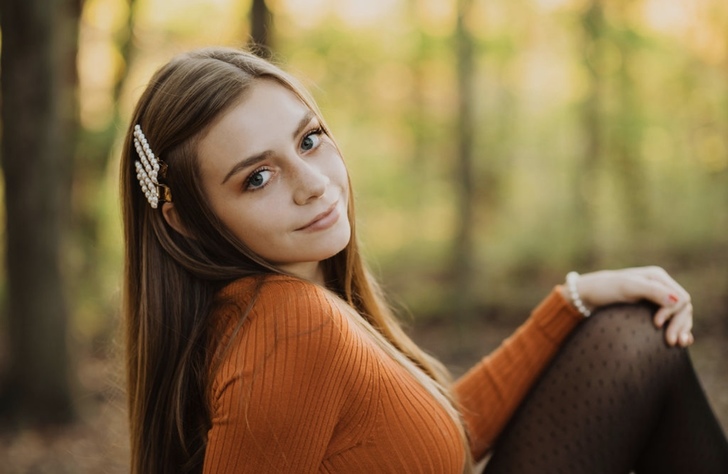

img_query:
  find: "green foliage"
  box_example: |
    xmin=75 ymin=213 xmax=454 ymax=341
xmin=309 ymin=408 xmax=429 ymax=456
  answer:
xmin=66 ymin=0 xmax=728 ymax=335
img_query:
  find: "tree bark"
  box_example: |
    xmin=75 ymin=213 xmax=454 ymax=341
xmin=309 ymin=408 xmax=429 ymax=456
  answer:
xmin=249 ymin=0 xmax=273 ymax=57
xmin=612 ymin=3 xmax=648 ymax=237
xmin=72 ymin=0 xmax=138 ymax=343
xmin=614 ymin=42 xmax=648 ymax=235
xmin=451 ymin=0 xmax=477 ymax=319
xmin=405 ymin=0 xmax=429 ymax=207
xmin=0 ymin=0 xmax=81 ymax=426
xmin=577 ymin=0 xmax=604 ymax=268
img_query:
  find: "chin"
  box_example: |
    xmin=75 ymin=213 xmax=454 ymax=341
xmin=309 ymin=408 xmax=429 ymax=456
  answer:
xmin=297 ymin=224 xmax=351 ymax=263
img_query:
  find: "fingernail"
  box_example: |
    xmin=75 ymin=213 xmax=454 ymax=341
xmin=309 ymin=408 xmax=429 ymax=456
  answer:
xmin=668 ymin=294 xmax=679 ymax=304
xmin=679 ymin=333 xmax=689 ymax=346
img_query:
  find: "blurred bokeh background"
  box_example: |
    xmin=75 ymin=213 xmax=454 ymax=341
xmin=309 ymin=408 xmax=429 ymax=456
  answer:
xmin=0 ymin=0 xmax=726 ymax=471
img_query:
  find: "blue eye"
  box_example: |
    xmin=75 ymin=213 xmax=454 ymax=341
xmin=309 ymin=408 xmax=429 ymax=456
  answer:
xmin=246 ymin=168 xmax=272 ymax=190
xmin=301 ymin=129 xmax=322 ymax=152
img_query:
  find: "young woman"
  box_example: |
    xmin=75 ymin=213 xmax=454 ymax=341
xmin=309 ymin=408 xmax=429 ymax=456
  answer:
xmin=120 ymin=47 xmax=728 ymax=473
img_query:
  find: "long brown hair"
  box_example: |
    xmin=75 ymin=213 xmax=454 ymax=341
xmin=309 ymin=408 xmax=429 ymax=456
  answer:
xmin=121 ymin=47 xmax=471 ymax=473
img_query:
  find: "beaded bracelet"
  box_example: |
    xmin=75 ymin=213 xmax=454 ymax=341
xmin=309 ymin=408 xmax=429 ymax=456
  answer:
xmin=566 ymin=271 xmax=592 ymax=317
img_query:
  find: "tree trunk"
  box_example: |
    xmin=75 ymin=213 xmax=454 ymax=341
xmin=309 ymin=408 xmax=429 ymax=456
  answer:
xmin=249 ymin=0 xmax=273 ymax=57
xmin=451 ymin=0 xmax=477 ymax=319
xmin=72 ymin=0 xmax=138 ymax=345
xmin=577 ymin=0 xmax=604 ymax=268
xmin=612 ymin=5 xmax=648 ymax=238
xmin=405 ymin=0 xmax=429 ymax=207
xmin=0 ymin=0 xmax=81 ymax=426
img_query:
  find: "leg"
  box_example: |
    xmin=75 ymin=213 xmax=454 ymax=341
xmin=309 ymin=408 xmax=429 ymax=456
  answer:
xmin=482 ymin=303 xmax=728 ymax=474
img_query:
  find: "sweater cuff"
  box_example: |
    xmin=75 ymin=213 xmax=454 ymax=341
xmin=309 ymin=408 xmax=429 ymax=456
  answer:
xmin=530 ymin=286 xmax=585 ymax=342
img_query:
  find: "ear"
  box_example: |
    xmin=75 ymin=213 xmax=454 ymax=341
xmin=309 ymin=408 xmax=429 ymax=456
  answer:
xmin=162 ymin=202 xmax=191 ymax=237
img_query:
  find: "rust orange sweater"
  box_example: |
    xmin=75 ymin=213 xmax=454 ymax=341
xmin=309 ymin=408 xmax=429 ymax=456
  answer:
xmin=203 ymin=275 xmax=583 ymax=473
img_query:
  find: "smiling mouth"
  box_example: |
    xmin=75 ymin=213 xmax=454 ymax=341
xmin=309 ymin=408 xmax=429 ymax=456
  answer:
xmin=296 ymin=201 xmax=340 ymax=231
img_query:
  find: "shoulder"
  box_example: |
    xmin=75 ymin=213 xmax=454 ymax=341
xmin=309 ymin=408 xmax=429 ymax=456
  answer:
xmin=217 ymin=274 xmax=333 ymax=311
xmin=208 ymin=274 xmax=364 ymax=401
xmin=205 ymin=281 xmax=376 ymax=470
xmin=213 ymin=274 xmax=342 ymax=332
xmin=209 ymin=274 xmax=352 ymax=371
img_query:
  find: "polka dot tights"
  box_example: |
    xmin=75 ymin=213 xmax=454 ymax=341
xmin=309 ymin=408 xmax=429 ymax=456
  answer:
xmin=483 ymin=303 xmax=728 ymax=473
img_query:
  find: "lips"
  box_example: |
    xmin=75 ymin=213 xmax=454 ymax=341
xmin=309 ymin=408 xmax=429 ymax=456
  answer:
xmin=296 ymin=201 xmax=340 ymax=231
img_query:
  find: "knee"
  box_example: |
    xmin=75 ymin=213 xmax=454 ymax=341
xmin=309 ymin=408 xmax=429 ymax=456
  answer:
xmin=575 ymin=302 xmax=682 ymax=374
xmin=589 ymin=301 xmax=662 ymax=345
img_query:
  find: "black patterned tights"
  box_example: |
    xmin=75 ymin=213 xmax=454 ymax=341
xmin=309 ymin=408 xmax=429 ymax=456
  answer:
xmin=483 ymin=303 xmax=728 ymax=474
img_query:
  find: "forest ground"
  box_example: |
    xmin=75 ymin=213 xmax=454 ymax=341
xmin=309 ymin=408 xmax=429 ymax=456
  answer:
xmin=1 ymin=314 xmax=726 ymax=473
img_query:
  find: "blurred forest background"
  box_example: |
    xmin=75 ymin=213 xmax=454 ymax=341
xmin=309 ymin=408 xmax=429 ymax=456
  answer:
xmin=0 ymin=0 xmax=727 ymax=471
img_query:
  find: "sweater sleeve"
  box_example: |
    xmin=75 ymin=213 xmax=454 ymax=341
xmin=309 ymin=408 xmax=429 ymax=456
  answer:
xmin=453 ymin=287 xmax=584 ymax=461
xmin=203 ymin=279 xmax=361 ymax=473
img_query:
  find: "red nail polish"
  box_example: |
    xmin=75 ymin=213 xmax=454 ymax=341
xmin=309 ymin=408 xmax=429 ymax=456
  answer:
xmin=668 ymin=294 xmax=679 ymax=303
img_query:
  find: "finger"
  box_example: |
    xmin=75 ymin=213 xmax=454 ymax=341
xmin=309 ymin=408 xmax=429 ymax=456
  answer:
xmin=618 ymin=273 xmax=692 ymax=326
xmin=665 ymin=309 xmax=692 ymax=346
xmin=678 ymin=332 xmax=692 ymax=347
xmin=653 ymin=296 xmax=691 ymax=327
xmin=620 ymin=276 xmax=680 ymax=310
xmin=664 ymin=304 xmax=693 ymax=346
xmin=653 ymin=306 xmax=673 ymax=328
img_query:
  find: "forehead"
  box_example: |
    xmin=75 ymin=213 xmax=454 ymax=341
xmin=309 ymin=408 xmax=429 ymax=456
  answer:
xmin=237 ymin=79 xmax=307 ymax=119
xmin=197 ymin=80 xmax=311 ymax=167
xmin=212 ymin=79 xmax=307 ymax=138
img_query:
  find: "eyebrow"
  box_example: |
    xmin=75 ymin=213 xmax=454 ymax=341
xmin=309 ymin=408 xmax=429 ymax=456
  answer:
xmin=220 ymin=110 xmax=316 ymax=185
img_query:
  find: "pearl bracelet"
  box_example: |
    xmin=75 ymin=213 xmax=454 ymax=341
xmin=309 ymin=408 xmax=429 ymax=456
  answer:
xmin=566 ymin=271 xmax=592 ymax=317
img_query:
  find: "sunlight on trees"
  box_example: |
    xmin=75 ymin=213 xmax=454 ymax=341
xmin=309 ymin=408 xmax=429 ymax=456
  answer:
xmin=65 ymin=0 xmax=728 ymax=323
xmin=1 ymin=0 xmax=727 ymax=468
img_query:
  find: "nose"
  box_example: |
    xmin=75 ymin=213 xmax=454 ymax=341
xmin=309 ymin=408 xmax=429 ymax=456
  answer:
xmin=292 ymin=159 xmax=329 ymax=205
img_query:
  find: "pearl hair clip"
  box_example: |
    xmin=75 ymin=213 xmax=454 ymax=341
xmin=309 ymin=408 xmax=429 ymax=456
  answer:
xmin=133 ymin=124 xmax=172 ymax=209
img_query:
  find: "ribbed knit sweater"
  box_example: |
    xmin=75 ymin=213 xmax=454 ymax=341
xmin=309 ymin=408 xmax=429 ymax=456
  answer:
xmin=203 ymin=275 xmax=583 ymax=473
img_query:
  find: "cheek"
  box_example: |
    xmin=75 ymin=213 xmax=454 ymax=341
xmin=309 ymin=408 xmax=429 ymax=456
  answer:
xmin=215 ymin=199 xmax=274 ymax=246
xmin=234 ymin=206 xmax=281 ymax=240
xmin=330 ymin=156 xmax=349 ymax=194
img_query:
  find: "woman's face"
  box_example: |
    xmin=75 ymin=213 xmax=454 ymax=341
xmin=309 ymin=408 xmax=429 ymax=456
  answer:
xmin=197 ymin=79 xmax=351 ymax=283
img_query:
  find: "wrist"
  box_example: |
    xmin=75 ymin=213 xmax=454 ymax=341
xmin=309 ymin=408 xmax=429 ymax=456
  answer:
xmin=566 ymin=271 xmax=592 ymax=317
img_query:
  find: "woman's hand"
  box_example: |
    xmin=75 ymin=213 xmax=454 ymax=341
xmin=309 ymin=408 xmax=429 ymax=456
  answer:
xmin=563 ymin=267 xmax=693 ymax=347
